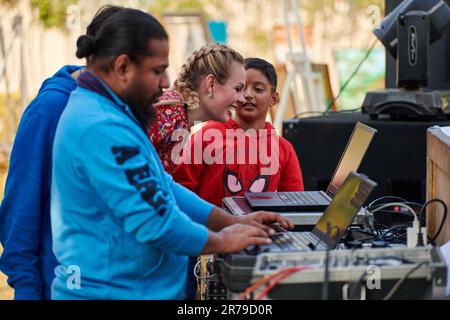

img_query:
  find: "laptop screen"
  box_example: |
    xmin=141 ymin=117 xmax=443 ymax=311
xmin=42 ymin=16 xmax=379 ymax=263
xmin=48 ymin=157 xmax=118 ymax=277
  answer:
xmin=313 ymin=171 xmax=377 ymax=249
xmin=326 ymin=122 xmax=377 ymax=198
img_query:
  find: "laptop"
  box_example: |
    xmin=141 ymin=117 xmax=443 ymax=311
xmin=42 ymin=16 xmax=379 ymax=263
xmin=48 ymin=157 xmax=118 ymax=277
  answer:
xmin=244 ymin=122 xmax=377 ymax=211
xmin=252 ymin=171 xmax=377 ymax=252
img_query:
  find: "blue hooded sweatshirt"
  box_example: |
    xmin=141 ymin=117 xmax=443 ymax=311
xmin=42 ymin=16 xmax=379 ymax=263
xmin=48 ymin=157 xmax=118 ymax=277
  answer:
xmin=0 ymin=65 xmax=82 ymax=300
xmin=51 ymin=72 xmax=213 ymax=300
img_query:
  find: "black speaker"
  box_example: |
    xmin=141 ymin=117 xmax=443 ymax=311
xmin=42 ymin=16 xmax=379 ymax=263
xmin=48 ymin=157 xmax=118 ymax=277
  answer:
xmin=283 ymin=112 xmax=450 ymax=204
xmin=385 ymin=0 xmax=450 ymax=90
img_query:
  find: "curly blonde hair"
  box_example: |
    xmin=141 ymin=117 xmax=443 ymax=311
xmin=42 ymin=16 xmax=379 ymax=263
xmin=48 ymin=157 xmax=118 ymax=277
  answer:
xmin=172 ymin=43 xmax=244 ymax=110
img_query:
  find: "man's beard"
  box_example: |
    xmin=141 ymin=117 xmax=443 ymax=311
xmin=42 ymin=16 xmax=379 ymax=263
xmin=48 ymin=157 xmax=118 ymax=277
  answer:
xmin=123 ymin=81 xmax=161 ymax=129
xmin=127 ymin=98 xmax=156 ymax=129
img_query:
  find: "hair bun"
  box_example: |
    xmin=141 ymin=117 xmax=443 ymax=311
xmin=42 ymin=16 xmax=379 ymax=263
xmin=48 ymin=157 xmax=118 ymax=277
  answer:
xmin=76 ymin=34 xmax=97 ymax=59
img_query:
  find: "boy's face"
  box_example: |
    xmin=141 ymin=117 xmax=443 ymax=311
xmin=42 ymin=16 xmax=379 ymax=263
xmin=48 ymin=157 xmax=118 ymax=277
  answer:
xmin=236 ymin=68 xmax=278 ymax=123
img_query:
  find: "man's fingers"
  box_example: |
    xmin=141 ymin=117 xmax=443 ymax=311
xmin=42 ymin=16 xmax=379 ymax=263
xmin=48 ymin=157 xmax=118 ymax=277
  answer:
xmin=244 ymin=221 xmax=275 ymax=236
xmin=262 ymin=224 xmax=276 ymax=235
xmin=279 ymin=218 xmax=295 ymax=230
xmin=273 ymin=215 xmax=294 ymax=230
xmin=259 ymin=212 xmax=295 ymax=230
xmin=245 ymin=224 xmax=271 ymax=238
xmin=253 ymin=222 xmax=275 ymax=236
xmin=248 ymin=236 xmax=272 ymax=245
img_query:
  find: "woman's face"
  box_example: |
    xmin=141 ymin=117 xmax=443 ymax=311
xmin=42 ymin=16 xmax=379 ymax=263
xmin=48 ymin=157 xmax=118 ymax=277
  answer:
xmin=202 ymin=61 xmax=245 ymax=122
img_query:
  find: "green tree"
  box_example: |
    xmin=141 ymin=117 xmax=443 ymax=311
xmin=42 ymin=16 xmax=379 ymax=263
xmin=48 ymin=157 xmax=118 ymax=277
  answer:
xmin=30 ymin=0 xmax=77 ymax=28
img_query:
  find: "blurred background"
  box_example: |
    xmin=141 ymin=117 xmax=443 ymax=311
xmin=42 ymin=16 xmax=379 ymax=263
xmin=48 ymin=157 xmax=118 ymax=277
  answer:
xmin=0 ymin=0 xmax=385 ymax=299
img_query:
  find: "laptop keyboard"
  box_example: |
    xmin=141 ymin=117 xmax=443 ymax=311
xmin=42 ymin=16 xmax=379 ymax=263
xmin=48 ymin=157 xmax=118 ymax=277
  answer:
xmin=271 ymin=232 xmax=327 ymax=251
xmin=277 ymin=192 xmax=322 ymax=206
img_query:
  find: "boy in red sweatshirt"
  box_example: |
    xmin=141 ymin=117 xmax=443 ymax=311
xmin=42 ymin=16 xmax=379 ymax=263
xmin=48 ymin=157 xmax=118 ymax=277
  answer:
xmin=173 ymin=57 xmax=304 ymax=207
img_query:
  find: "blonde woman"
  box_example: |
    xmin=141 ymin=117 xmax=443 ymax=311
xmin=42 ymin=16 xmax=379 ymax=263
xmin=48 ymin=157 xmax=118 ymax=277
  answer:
xmin=147 ymin=43 xmax=246 ymax=174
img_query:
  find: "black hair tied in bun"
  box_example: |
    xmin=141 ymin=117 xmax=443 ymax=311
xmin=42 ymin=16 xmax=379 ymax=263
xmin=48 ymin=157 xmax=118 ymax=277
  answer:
xmin=76 ymin=34 xmax=97 ymax=59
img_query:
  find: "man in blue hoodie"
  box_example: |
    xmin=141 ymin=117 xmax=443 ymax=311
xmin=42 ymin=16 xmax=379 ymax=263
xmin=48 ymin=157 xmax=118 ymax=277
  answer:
xmin=51 ymin=8 xmax=293 ymax=299
xmin=0 ymin=6 xmax=124 ymax=300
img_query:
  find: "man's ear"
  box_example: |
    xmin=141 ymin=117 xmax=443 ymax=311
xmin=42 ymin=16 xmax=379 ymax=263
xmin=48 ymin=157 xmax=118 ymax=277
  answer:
xmin=113 ymin=54 xmax=132 ymax=82
xmin=270 ymin=92 xmax=279 ymax=108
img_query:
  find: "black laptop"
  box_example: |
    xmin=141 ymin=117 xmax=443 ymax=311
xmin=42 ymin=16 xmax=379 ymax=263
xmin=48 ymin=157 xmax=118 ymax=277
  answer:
xmin=244 ymin=122 xmax=377 ymax=211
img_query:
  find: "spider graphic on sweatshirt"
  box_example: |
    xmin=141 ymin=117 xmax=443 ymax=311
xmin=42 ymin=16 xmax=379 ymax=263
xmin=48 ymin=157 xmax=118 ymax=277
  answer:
xmin=222 ymin=164 xmax=270 ymax=197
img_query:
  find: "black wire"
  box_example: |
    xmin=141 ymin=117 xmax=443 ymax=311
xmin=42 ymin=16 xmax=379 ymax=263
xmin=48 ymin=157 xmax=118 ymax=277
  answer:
xmin=324 ymin=37 xmax=378 ymax=113
xmin=348 ymin=269 xmax=370 ymax=300
xmin=418 ymin=199 xmax=448 ymax=244
xmin=367 ymin=219 xmax=379 ymax=239
xmin=322 ymin=246 xmax=330 ymax=300
xmin=351 ymin=229 xmax=378 ymax=238
xmin=371 ymin=204 xmax=414 ymax=244
xmin=322 ymin=224 xmax=341 ymax=300
xmin=374 ymin=222 xmax=392 ymax=231
xmin=349 ymin=229 xmax=381 ymax=242
xmin=380 ymin=224 xmax=410 ymax=241
xmin=372 ymin=221 xmax=383 ymax=238
xmin=295 ymin=37 xmax=377 ymax=117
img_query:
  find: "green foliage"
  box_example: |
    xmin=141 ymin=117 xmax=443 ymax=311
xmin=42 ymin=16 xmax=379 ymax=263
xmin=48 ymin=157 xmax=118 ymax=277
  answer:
xmin=148 ymin=0 xmax=208 ymax=12
xmin=30 ymin=0 xmax=77 ymax=28
xmin=303 ymin=0 xmax=385 ymax=15
xmin=147 ymin=0 xmax=224 ymax=19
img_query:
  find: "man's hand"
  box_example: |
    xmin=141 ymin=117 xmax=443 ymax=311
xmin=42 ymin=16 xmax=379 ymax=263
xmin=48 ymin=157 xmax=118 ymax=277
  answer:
xmin=201 ymin=224 xmax=272 ymax=254
xmin=237 ymin=211 xmax=295 ymax=233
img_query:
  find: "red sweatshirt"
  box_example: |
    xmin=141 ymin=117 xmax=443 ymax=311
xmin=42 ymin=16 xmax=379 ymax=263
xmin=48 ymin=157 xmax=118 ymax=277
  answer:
xmin=173 ymin=119 xmax=304 ymax=207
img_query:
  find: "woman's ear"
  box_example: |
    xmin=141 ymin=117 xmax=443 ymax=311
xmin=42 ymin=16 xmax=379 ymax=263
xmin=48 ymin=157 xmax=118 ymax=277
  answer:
xmin=205 ymin=74 xmax=216 ymax=97
xmin=270 ymin=92 xmax=279 ymax=108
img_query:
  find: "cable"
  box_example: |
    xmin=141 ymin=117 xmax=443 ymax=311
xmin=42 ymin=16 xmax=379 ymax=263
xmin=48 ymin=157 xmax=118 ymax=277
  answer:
xmin=240 ymin=266 xmax=313 ymax=300
xmin=324 ymin=37 xmax=378 ymax=113
xmin=348 ymin=269 xmax=370 ymax=300
xmin=322 ymin=224 xmax=341 ymax=300
xmin=370 ymin=202 xmax=418 ymax=219
xmin=193 ymin=256 xmax=217 ymax=280
xmin=380 ymin=224 xmax=410 ymax=241
xmin=368 ymin=196 xmax=409 ymax=208
xmin=417 ymin=198 xmax=448 ymax=245
xmin=322 ymin=244 xmax=331 ymax=300
xmin=370 ymin=203 xmax=418 ymax=246
xmin=295 ymin=37 xmax=377 ymax=117
xmin=350 ymin=229 xmax=379 ymax=238
xmin=240 ymin=267 xmax=292 ymax=300
xmin=383 ymin=262 xmax=429 ymax=300
xmin=368 ymin=197 xmax=423 ymax=220
xmin=255 ymin=267 xmax=312 ymax=300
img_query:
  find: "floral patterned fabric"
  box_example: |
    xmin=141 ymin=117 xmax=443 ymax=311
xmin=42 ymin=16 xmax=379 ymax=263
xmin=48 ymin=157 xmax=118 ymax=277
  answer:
xmin=147 ymin=90 xmax=189 ymax=174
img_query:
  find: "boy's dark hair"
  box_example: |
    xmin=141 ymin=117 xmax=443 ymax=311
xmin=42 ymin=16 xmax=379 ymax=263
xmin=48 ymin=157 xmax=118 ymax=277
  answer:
xmin=244 ymin=57 xmax=277 ymax=92
xmin=76 ymin=8 xmax=168 ymax=71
